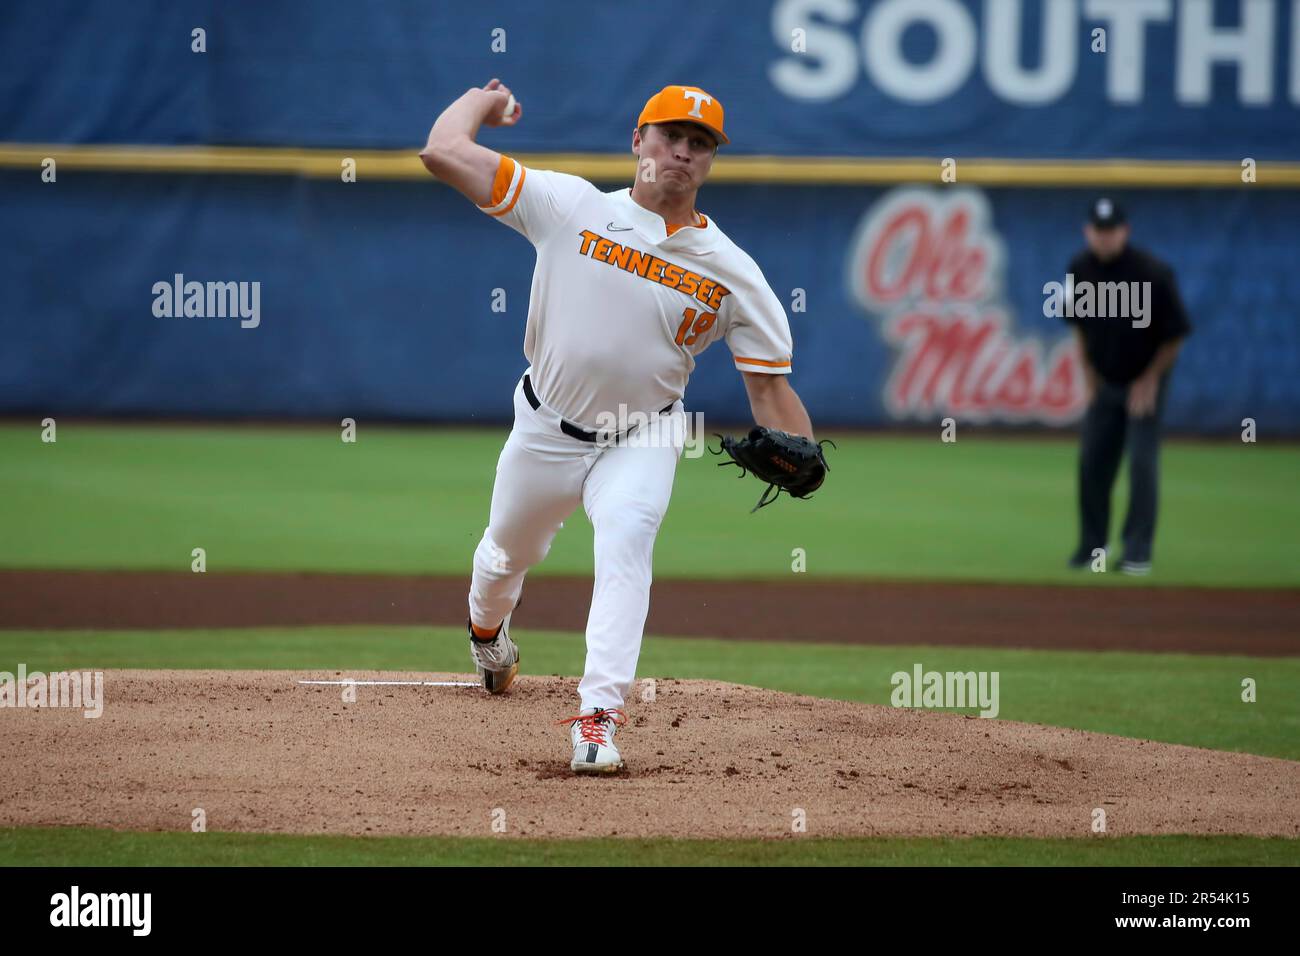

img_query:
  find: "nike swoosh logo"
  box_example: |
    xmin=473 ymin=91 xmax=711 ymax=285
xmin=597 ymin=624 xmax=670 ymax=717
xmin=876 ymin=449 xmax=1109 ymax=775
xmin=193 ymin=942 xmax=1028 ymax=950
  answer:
xmin=607 ymin=222 xmax=633 ymax=231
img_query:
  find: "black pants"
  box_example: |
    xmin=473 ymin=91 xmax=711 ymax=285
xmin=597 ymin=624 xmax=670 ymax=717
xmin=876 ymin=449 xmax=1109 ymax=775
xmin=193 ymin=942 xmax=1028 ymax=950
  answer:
xmin=1075 ymin=375 xmax=1169 ymax=563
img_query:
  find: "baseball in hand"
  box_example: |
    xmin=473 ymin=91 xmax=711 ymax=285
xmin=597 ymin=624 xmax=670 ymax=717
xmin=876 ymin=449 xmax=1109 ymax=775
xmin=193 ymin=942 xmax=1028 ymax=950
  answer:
xmin=502 ymin=94 xmax=516 ymax=122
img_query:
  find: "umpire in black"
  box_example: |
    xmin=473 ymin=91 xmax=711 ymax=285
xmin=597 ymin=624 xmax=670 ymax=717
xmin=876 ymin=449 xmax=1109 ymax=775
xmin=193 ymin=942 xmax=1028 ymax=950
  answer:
xmin=1063 ymin=198 xmax=1191 ymax=575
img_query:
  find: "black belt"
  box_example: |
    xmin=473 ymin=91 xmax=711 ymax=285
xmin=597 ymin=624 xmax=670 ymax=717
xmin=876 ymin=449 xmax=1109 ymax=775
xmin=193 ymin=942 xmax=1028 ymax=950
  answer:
xmin=523 ymin=374 xmax=673 ymax=443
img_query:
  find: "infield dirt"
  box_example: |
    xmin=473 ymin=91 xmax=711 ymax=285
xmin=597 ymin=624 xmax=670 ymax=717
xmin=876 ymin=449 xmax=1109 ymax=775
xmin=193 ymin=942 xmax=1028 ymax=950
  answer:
xmin=2 ymin=670 xmax=1297 ymax=840
xmin=3 ymin=570 xmax=1298 ymax=655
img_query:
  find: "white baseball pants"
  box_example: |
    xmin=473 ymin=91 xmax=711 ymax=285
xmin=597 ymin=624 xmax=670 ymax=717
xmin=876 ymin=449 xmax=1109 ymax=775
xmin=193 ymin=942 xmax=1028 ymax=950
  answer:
xmin=467 ymin=370 xmax=685 ymax=710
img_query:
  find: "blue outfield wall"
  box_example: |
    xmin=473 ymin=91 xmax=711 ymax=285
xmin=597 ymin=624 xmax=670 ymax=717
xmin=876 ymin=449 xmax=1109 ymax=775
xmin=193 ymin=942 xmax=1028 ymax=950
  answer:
xmin=2 ymin=170 xmax=1297 ymax=433
xmin=2 ymin=0 xmax=1298 ymax=431
xmin=2 ymin=0 xmax=1299 ymax=160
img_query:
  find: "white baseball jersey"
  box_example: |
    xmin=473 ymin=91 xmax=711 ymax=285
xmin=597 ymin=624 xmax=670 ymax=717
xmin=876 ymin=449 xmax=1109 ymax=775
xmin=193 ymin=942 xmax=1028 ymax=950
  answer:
xmin=478 ymin=156 xmax=794 ymax=428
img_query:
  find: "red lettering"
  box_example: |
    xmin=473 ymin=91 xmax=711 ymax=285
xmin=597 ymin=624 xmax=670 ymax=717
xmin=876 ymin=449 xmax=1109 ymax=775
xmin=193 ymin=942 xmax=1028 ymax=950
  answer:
xmin=932 ymin=209 xmax=986 ymax=302
xmin=854 ymin=192 xmax=1086 ymax=424
xmin=866 ymin=207 xmax=927 ymax=303
xmin=884 ymin=309 xmax=1085 ymax=421
xmin=886 ymin=310 xmax=995 ymax=414
xmin=992 ymin=350 xmax=1037 ymax=412
xmin=864 ymin=203 xmax=989 ymax=305
xmin=1039 ymin=340 xmax=1085 ymax=419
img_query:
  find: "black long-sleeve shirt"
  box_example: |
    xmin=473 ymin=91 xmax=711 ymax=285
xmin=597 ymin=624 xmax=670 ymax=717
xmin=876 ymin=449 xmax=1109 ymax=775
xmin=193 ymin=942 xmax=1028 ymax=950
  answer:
xmin=1062 ymin=245 xmax=1191 ymax=385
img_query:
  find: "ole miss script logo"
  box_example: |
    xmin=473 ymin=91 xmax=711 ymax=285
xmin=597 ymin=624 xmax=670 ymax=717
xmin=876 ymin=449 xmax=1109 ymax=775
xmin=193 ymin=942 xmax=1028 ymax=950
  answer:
xmin=848 ymin=189 xmax=1085 ymax=424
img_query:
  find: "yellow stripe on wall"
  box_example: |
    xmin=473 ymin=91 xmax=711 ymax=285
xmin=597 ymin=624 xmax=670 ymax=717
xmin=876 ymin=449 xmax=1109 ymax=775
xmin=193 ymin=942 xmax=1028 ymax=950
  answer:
xmin=0 ymin=143 xmax=1294 ymax=188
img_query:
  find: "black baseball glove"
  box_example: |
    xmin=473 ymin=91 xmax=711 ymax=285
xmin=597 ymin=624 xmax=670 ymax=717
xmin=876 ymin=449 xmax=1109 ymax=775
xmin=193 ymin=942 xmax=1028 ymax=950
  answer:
xmin=710 ymin=426 xmax=834 ymax=512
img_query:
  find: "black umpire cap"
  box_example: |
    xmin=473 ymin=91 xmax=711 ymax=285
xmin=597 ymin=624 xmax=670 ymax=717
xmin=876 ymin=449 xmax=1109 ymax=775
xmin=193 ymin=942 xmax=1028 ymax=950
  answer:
xmin=1088 ymin=197 xmax=1127 ymax=229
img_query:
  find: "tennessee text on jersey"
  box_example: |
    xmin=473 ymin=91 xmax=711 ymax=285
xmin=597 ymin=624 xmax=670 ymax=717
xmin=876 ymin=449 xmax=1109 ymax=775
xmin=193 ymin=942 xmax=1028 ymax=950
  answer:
xmin=576 ymin=230 xmax=730 ymax=311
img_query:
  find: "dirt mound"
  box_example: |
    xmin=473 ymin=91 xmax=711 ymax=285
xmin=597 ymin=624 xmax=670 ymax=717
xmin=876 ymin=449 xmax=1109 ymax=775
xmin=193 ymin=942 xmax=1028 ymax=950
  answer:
xmin=3 ymin=670 xmax=1296 ymax=840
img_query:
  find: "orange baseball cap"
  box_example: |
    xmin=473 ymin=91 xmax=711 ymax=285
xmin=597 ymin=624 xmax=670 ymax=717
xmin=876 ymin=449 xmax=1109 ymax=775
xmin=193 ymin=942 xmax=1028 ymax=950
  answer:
xmin=637 ymin=85 xmax=728 ymax=145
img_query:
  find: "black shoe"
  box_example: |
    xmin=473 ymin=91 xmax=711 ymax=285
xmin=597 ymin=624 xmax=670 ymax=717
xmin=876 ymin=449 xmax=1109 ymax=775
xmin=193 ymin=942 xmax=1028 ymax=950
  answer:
xmin=1068 ymin=547 xmax=1107 ymax=570
xmin=1119 ymin=558 xmax=1152 ymax=576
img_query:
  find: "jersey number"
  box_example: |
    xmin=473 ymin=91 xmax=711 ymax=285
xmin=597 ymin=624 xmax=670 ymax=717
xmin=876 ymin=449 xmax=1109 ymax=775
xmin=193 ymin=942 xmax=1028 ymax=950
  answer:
xmin=674 ymin=307 xmax=716 ymax=348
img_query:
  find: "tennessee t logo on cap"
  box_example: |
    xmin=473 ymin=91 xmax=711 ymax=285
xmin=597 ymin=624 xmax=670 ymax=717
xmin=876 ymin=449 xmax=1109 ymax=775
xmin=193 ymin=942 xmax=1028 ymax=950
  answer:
xmin=637 ymin=85 xmax=729 ymax=145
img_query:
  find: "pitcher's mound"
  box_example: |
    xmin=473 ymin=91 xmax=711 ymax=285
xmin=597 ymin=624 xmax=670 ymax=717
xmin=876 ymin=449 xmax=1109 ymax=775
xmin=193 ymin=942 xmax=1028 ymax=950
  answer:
xmin=3 ymin=670 xmax=1297 ymax=840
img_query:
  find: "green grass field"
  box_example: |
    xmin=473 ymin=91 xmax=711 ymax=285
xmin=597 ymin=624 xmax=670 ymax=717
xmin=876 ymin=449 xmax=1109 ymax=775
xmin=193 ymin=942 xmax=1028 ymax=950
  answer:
xmin=3 ymin=828 xmax=1294 ymax=867
xmin=1 ymin=423 xmax=1297 ymax=586
xmin=1 ymin=423 xmax=1296 ymax=866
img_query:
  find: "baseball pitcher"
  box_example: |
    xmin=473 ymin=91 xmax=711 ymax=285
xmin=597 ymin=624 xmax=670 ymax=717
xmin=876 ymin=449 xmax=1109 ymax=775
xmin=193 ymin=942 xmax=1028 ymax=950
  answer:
xmin=420 ymin=79 xmax=828 ymax=773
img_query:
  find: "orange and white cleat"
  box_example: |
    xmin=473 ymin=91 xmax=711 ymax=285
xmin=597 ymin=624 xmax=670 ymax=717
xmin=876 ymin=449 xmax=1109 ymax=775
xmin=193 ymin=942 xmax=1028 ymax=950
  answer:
xmin=559 ymin=707 xmax=627 ymax=774
xmin=467 ymin=613 xmax=519 ymax=694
